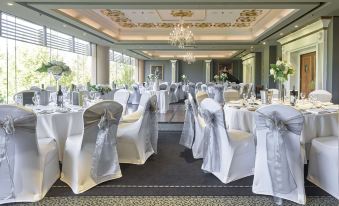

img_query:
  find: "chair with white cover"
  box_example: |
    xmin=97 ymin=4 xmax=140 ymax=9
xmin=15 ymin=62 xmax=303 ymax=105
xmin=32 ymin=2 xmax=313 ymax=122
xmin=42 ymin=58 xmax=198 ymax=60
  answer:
xmin=169 ymin=83 xmax=178 ymax=103
xmin=201 ymin=84 xmax=208 ymax=92
xmin=159 ymin=83 xmax=168 ymax=91
xmin=195 ymin=91 xmax=208 ymax=107
xmin=188 ymin=83 xmax=196 ymax=98
xmin=187 ymin=94 xmax=206 ymax=159
xmin=224 ymin=89 xmax=240 ymax=103
xmin=307 ymin=136 xmax=338 ymax=199
xmin=128 ymin=84 xmax=141 ymax=105
xmin=61 ymin=101 xmax=123 ymax=194
xmin=252 ymin=105 xmax=305 ymax=205
xmin=213 ymin=85 xmax=224 ymax=104
xmin=200 ymin=98 xmax=255 ymax=184
xmin=114 ymin=89 xmax=130 ymax=115
xmin=269 ymin=89 xmax=279 ymax=100
xmin=308 ymin=90 xmax=332 ymax=102
xmin=179 ymin=99 xmax=195 ymax=149
xmin=195 ymin=82 xmax=203 ymax=94
xmin=207 ymin=83 xmax=215 ymax=98
xmin=175 ymin=83 xmax=185 ymax=101
xmin=0 ymin=105 xmax=59 ymax=204
xmin=117 ymin=93 xmax=158 ymax=164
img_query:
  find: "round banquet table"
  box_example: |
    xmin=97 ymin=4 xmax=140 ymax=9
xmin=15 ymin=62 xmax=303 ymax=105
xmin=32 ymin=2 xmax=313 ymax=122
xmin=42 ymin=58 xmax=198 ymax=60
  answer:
xmin=146 ymin=90 xmax=170 ymax=114
xmin=223 ymin=105 xmax=339 ymax=159
xmin=35 ymin=107 xmax=84 ymax=161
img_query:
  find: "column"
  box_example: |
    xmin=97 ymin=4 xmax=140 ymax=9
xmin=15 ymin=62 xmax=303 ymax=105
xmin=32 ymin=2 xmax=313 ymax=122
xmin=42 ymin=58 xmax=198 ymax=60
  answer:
xmin=204 ymin=60 xmax=212 ymax=83
xmin=170 ymin=60 xmax=177 ymax=83
xmin=138 ymin=59 xmax=145 ymax=83
xmin=91 ymin=44 xmax=110 ymax=84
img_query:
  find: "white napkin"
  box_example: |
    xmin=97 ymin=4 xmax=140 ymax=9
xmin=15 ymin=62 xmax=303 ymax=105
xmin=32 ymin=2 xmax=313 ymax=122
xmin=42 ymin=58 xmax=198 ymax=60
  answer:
xmin=305 ymin=108 xmax=331 ymax=114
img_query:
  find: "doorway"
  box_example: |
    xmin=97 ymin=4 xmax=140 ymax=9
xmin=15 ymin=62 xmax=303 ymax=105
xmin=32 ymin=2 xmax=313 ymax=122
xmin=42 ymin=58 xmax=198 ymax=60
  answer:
xmin=300 ymin=52 xmax=316 ymax=96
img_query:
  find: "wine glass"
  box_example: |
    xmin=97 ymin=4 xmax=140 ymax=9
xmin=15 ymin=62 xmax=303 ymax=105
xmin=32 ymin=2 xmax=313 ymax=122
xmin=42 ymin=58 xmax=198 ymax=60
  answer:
xmin=250 ymin=91 xmax=256 ymax=104
xmin=242 ymin=93 xmax=248 ymax=106
xmin=300 ymin=92 xmax=306 ymax=103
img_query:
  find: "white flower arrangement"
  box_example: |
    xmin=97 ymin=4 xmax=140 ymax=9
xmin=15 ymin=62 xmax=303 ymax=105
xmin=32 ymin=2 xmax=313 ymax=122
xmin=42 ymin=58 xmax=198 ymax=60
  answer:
xmin=89 ymin=84 xmax=112 ymax=94
xmin=36 ymin=60 xmax=71 ymax=76
xmin=214 ymin=75 xmax=219 ymax=81
xmin=147 ymin=73 xmax=158 ymax=81
xmin=270 ymin=60 xmax=295 ymax=83
xmin=220 ymin=73 xmax=228 ymax=82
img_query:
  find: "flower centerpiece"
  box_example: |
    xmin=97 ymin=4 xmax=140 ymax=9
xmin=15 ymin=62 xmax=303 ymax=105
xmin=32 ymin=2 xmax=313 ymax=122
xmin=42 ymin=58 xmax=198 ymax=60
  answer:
xmin=88 ymin=84 xmax=112 ymax=95
xmin=181 ymin=74 xmax=188 ymax=84
xmin=270 ymin=60 xmax=295 ymax=101
xmin=36 ymin=61 xmax=71 ymax=88
xmin=220 ymin=73 xmax=228 ymax=82
xmin=214 ymin=75 xmax=219 ymax=82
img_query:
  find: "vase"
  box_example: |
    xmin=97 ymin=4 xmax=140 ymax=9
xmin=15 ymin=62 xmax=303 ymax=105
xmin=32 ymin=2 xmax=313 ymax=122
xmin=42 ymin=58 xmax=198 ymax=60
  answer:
xmin=53 ymin=74 xmax=62 ymax=90
xmin=277 ymin=81 xmax=285 ymax=102
xmin=153 ymin=79 xmax=159 ymax=91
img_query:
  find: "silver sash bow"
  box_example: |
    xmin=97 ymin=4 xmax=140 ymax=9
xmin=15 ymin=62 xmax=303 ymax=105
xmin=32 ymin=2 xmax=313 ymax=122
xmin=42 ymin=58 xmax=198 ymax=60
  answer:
xmin=201 ymin=109 xmax=221 ymax=172
xmin=179 ymin=100 xmax=195 ymax=148
xmin=149 ymin=96 xmax=158 ymax=154
xmin=84 ymin=109 xmax=119 ymax=182
xmin=256 ymin=111 xmax=304 ymax=195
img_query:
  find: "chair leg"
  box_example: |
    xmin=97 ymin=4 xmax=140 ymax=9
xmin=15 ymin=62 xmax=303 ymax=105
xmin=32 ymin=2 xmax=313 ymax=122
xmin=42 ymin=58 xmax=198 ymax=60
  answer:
xmin=273 ymin=196 xmax=283 ymax=205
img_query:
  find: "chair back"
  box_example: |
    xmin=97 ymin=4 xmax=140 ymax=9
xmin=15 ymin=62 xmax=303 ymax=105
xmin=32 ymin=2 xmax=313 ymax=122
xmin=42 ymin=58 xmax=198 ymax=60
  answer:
xmin=114 ymin=89 xmax=130 ymax=114
xmin=201 ymin=84 xmax=208 ymax=92
xmin=195 ymin=91 xmax=209 ymax=106
xmin=82 ymin=101 xmax=122 ymax=181
xmin=213 ymin=85 xmax=224 ymax=104
xmin=0 ymin=105 xmax=40 ymax=199
xmin=309 ymin=90 xmax=332 ymax=102
xmin=253 ymin=104 xmax=305 ymax=203
xmin=13 ymin=90 xmax=35 ymax=105
xmin=159 ymin=83 xmax=167 ymax=90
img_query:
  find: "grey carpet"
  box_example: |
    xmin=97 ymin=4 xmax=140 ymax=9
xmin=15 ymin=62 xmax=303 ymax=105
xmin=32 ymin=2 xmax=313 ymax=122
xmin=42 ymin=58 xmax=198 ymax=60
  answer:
xmin=48 ymin=131 xmax=333 ymax=198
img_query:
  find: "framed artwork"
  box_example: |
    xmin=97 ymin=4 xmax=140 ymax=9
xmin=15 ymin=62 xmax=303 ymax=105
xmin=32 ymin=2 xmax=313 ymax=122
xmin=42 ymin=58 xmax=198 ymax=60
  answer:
xmin=218 ymin=63 xmax=233 ymax=75
xmin=150 ymin=65 xmax=164 ymax=80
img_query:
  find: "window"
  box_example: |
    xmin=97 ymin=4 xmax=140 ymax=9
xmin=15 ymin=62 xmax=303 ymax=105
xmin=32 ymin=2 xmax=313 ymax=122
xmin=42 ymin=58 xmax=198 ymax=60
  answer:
xmin=109 ymin=50 xmax=138 ymax=87
xmin=0 ymin=11 xmax=92 ymax=103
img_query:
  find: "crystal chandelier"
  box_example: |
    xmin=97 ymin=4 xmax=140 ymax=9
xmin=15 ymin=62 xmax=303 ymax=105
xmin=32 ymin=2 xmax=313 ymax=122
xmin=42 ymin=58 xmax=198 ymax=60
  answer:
xmin=183 ymin=52 xmax=196 ymax=64
xmin=169 ymin=19 xmax=194 ymax=49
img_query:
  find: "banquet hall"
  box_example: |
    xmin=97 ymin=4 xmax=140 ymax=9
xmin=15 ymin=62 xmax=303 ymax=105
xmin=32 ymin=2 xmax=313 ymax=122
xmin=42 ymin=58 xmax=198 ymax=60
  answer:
xmin=0 ymin=0 xmax=338 ymax=205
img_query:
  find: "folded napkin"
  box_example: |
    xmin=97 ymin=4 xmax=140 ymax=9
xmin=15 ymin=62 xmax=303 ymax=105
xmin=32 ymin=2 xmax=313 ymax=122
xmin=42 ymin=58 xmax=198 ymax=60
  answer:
xmin=296 ymin=103 xmax=314 ymax=110
xmin=324 ymin=105 xmax=339 ymax=110
xmin=229 ymin=100 xmax=242 ymax=104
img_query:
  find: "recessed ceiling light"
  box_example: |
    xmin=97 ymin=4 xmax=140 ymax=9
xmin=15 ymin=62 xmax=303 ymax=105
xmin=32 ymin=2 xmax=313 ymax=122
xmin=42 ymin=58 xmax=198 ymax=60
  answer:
xmin=279 ymin=32 xmax=284 ymax=36
xmin=82 ymin=32 xmax=87 ymax=36
xmin=62 ymin=24 xmax=67 ymax=28
xmin=294 ymin=25 xmax=299 ymax=28
xmin=250 ymin=46 xmax=254 ymax=49
xmin=262 ymin=42 xmax=266 ymax=45
xmin=7 ymin=2 xmax=14 ymax=6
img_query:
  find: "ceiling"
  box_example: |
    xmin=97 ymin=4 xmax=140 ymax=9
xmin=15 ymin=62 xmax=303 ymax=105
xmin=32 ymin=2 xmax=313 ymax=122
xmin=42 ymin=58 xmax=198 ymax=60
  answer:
xmin=2 ymin=0 xmax=339 ymax=60
xmin=142 ymin=50 xmax=238 ymax=59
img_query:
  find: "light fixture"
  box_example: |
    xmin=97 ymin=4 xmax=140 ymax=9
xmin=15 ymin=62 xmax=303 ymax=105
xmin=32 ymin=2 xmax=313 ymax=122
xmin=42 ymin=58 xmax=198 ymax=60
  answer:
xmin=279 ymin=32 xmax=284 ymax=36
xmin=294 ymin=25 xmax=299 ymax=28
xmin=183 ymin=52 xmax=196 ymax=64
xmin=262 ymin=42 xmax=266 ymax=45
xmin=169 ymin=18 xmax=195 ymax=49
xmin=7 ymin=2 xmax=14 ymax=6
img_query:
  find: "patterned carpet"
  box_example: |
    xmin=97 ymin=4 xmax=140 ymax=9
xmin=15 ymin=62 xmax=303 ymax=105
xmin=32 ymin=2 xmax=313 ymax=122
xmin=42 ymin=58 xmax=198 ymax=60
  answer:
xmin=9 ymin=131 xmax=338 ymax=205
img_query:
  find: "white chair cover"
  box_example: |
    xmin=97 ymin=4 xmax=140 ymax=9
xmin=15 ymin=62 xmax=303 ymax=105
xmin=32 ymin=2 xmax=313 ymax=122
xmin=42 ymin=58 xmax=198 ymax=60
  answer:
xmin=114 ymin=89 xmax=130 ymax=115
xmin=195 ymin=82 xmax=203 ymax=94
xmin=200 ymin=98 xmax=255 ymax=183
xmin=188 ymin=94 xmax=206 ymax=159
xmin=156 ymin=90 xmax=169 ymax=114
xmin=309 ymin=90 xmax=332 ymax=102
xmin=179 ymin=99 xmax=194 ymax=148
xmin=175 ymin=83 xmax=185 ymax=101
xmin=195 ymin=91 xmax=208 ymax=106
xmin=201 ymin=84 xmax=208 ymax=92
xmin=169 ymin=83 xmax=178 ymax=103
xmin=0 ymin=105 xmax=59 ymax=204
xmin=307 ymin=136 xmax=338 ymax=199
xmin=252 ymin=104 xmax=306 ymax=205
xmin=117 ymin=93 xmax=158 ymax=164
xmin=159 ymin=83 xmax=168 ymax=90
xmin=61 ymin=101 xmax=123 ymax=194
xmin=207 ymin=84 xmax=215 ymax=98
xmin=188 ymin=83 xmax=196 ymax=98
xmin=224 ymin=89 xmax=240 ymax=103
xmin=213 ymin=85 xmax=224 ymax=104
xmin=101 ymin=91 xmax=115 ymax=100
xmin=128 ymin=84 xmax=141 ymax=104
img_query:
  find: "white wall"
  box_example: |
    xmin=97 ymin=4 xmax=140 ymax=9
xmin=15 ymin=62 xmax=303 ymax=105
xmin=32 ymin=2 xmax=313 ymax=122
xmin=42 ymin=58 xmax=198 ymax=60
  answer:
xmin=241 ymin=53 xmax=256 ymax=84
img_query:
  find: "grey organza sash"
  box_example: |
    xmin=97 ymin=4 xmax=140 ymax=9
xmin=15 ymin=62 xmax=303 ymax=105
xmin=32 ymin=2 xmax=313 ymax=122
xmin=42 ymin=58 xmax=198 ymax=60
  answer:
xmin=0 ymin=112 xmax=36 ymax=200
xmin=179 ymin=100 xmax=195 ymax=148
xmin=256 ymin=111 xmax=304 ymax=195
xmin=149 ymin=96 xmax=158 ymax=153
xmin=84 ymin=108 xmax=120 ymax=182
xmin=201 ymin=109 xmax=222 ymax=172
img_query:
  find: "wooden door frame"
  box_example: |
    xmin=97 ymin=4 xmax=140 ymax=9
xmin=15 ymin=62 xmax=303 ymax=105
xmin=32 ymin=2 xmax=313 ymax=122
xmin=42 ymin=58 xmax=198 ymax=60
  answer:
xmin=296 ymin=48 xmax=317 ymax=92
xmin=300 ymin=51 xmax=316 ymax=95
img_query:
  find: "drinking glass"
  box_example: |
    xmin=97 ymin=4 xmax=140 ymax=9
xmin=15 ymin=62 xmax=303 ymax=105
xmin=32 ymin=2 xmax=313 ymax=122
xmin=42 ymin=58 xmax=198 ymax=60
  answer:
xmin=300 ymin=93 xmax=306 ymax=103
xmin=250 ymin=91 xmax=256 ymax=104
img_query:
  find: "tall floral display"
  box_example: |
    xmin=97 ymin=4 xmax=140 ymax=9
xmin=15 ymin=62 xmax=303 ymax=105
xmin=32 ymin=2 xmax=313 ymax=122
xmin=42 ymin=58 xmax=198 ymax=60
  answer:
xmin=270 ymin=60 xmax=295 ymax=101
xmin=36 ymin=61 xmax=72 ymax=88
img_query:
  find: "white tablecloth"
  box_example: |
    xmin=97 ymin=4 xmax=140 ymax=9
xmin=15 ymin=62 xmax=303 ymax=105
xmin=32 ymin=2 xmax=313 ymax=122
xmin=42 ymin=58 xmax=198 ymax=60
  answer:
xmin=36 ymin=108 xmax=83 ymax=161
xmin=224 ymin=105 xmax=339 ymax=158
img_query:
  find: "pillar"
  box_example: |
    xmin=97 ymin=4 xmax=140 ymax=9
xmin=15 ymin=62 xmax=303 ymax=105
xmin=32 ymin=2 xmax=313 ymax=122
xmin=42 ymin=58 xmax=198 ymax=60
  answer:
xmin=138 ymin=59 xmax=145 ymax=83
xmin=170 ymin=60 xmax=177 ymax=83
xmin=205 ymin=60 xmax=212 ymax=83
xmin=91 ymin=44 xmax=110 ymax=85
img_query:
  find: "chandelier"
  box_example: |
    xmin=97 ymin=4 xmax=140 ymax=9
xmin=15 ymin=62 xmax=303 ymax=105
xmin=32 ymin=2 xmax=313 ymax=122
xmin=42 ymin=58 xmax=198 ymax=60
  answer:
xmin=169 ymin=19 xmax=195 ymax=49
xmin=183 ymin=52 xmax=196 ymax=64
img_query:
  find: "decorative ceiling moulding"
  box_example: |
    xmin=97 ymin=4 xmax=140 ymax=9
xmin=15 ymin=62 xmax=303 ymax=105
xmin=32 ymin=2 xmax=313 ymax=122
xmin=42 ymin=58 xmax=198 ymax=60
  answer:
xmin=99 ymin=9 xmax=264 ymax=29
